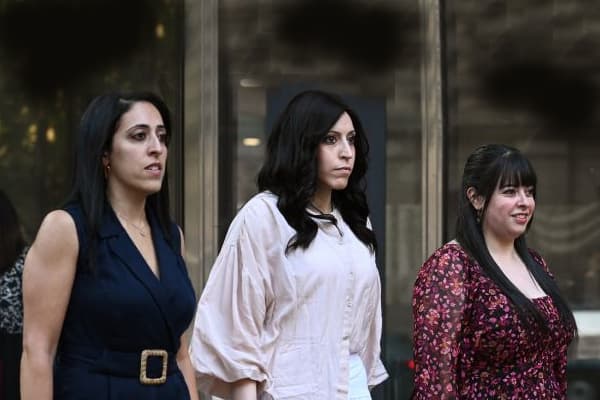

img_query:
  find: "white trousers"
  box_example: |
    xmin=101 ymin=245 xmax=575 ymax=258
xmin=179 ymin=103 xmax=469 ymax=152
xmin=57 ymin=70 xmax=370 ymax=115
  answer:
xmin=348 ymin=353 xmax=371 ymax=400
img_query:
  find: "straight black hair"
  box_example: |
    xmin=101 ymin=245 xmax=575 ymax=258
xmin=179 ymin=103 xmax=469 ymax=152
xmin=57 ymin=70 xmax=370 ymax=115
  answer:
xmin=257 ymin=90 xmax=376 ymax=253
xmin=456 ymin=144 xmax=576 ymax=331
xmin=0 ymin=189 xmax=26 ymax=275
xmin=66 ymin=92 xmax=174 ymax=270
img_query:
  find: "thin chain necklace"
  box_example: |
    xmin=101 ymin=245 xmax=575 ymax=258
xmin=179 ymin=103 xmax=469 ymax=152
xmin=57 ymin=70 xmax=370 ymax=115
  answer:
xmin=116 ymin=212 xmax=149 ymax=237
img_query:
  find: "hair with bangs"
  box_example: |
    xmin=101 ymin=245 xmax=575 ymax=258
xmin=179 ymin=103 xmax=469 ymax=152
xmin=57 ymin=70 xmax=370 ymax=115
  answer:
xmin=456 ymin=144 xmax=575 ymax=331
xmin=470 ymin=145 xmax=538 ymax=229
xmin=66 ymin=92 xmax=174 ymax=270
xmin=257 ymin=90 xmax=376 ymax=253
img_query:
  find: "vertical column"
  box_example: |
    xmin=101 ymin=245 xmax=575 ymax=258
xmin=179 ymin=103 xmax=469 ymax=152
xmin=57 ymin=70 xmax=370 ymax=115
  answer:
xmin=184 ymin=0 xmax=219 ymax=292
xmin=419 ymin=0 xmax=445 ymax=260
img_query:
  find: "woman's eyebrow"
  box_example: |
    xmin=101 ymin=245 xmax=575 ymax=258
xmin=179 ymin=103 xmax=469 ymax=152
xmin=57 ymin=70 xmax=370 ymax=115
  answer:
xmin=328 ymin=129 xmax=356 ymax=135
xmin=125 ymin=123 xmax=166 ymax=132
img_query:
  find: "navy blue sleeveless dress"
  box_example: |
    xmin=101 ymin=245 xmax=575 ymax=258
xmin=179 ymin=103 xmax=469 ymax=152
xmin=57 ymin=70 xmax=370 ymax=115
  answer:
xmin=54 ymin=203 xmax=196 ymax=399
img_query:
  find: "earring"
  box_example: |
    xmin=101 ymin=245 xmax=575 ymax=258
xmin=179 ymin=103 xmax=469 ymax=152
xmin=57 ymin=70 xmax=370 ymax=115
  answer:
xmin=104 ymin=163 xmax=111 ymax=179
xmin=476 ymin=208 xmax=482 ymax=224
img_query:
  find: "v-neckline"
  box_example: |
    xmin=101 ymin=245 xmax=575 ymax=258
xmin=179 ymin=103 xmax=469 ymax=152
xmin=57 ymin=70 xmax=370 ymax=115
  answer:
xmin=112 ymin=207 xmax=162 ymax=282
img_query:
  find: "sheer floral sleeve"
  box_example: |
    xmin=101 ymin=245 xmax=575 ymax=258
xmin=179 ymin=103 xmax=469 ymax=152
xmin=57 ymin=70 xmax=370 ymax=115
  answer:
xmin=411 ymin=244 xmax=470 ymax=400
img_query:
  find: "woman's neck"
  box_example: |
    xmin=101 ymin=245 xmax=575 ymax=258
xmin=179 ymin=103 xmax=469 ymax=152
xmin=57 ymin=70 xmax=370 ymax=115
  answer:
xmin=107 ymin=188 xmax=147 ymax=223
xmin=483 ymin=232 xmax=517 ymax=261
xmin=311 ymin=189 xmax=333 ymax=214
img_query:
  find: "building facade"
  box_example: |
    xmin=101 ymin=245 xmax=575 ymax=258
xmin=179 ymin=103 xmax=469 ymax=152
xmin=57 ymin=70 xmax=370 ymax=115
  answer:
xmin=1 ymin=1 xmax=599 ymax=399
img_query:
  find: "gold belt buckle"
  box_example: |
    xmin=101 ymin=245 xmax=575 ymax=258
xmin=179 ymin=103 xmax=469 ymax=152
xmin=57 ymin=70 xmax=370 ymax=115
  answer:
xmin=139 ymin=349 xmax=168 ymax=385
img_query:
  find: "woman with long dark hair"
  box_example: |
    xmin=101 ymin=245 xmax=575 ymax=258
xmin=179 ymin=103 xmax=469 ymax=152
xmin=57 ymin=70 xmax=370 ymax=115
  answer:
xmin=412 ymin=144 xmax=576 ymax=399
xmin=190 ymin=90 xmax=388 ymax=399
xmin=21 ymin=92 xmax=198 ymax=399
xmin=0 ymin=189 xmax=28 ymax=400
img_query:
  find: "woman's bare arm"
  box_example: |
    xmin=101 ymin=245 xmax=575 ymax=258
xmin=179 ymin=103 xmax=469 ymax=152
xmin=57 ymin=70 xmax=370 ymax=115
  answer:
xmin=21 ymin=210 xmax=78 ymax=400
xmin=232 ymin=379 xmax=257 ymax=400
xmin=176 ymin=334 xmax=200 ymax=400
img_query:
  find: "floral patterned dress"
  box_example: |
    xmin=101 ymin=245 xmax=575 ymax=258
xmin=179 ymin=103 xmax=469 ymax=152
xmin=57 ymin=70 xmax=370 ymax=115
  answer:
xmin=0 ymin=246 xmax=28 ymax=334
xmin=412 ymin=243 xmax=574 ymax=400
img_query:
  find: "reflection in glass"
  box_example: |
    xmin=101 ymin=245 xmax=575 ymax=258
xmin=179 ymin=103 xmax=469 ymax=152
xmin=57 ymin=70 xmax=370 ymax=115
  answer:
xmin=0 ymin=0 xmax=183 ymax=238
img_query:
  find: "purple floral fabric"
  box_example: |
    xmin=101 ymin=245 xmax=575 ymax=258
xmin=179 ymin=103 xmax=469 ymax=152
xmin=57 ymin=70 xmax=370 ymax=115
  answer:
xmin=412 ymin=243 xmax=574 ymax=399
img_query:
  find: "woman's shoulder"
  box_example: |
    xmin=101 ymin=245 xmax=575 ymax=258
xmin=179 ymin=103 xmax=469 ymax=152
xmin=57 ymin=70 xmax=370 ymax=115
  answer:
xmin=33 ymin=211 xmax=78 ymax=248
xmin=421 ymin=241 xmax=474 ymax=274
xmin=29 ymin=209 xmax=79 ymax=260
xmin=414 ymin=242 xmax=474 ymax=300
xmin=223 ymin=192 xmax=286 ymax=239
xmin=242 ymin=190 xmax=278 ymax=207
xmin=433 ymin=240 xmax=471 ymax=261
xmin=236 ymin=191 xmax=281 ymax=221
xmin=40 ymin=209 xmax=77 ymax=232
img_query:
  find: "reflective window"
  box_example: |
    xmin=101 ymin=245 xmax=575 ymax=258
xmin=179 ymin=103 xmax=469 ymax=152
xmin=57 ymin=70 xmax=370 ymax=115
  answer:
xmin=444 ymin=2 xmax=600 ymax=397
xmin=0 ymin=0 xmax=184 ymax=237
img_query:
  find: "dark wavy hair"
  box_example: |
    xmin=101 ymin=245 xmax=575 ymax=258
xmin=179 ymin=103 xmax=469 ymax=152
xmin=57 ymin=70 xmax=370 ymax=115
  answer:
xmin=66 ymin=92 xmax=174 ymax=270
xmin=456 ymin=144 xmax=575 ymax=330
xmin=257 ymin=90 xmax=376 ymax=253
xmin=0 ymin=189 xmax=26 ymax=275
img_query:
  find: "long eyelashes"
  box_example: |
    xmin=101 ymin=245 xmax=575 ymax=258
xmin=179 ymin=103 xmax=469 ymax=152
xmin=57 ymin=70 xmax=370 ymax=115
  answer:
xmin=321 ymin=134 xmax=356 ymax=145
xmin=129 ymin=131 xmax=169 ymax=144
xmin=322 ymin=135 xmax=336 ymax=144
xmin=499 ymin=186 xmax=535 ymax=197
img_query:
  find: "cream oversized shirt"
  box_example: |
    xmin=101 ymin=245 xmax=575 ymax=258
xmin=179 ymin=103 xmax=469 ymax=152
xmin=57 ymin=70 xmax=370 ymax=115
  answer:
xmin=190 ymin=192 xmax=388 ymax=399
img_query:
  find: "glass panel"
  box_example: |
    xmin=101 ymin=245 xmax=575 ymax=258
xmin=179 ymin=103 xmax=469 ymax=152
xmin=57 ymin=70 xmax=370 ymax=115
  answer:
xmin=444 ymin=1 xmax=600 ymax=397
xmin=0 ymin=0 xmax=184 ymax=237
xmin=218 ymin=1 xmax=423 ymax=398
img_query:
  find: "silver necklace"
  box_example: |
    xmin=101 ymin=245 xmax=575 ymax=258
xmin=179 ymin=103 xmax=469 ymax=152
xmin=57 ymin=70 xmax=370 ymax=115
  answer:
xmin=116 ymin=212 xmax=149 ymax=237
